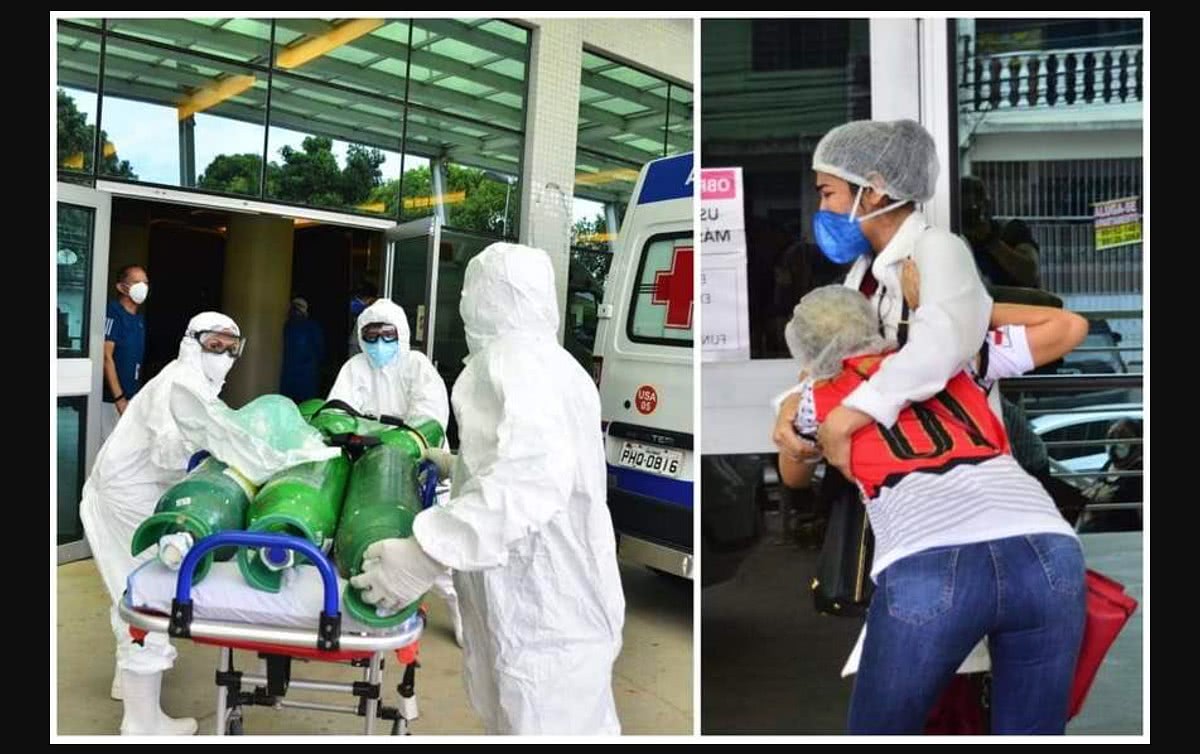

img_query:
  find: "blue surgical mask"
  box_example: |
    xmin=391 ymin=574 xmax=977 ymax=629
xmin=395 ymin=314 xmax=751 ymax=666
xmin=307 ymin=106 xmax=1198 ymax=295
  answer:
xmin=812 ymin=186 xmax=908 ymax=265
xmin=364 ymin=339 xmax=400 ymax=368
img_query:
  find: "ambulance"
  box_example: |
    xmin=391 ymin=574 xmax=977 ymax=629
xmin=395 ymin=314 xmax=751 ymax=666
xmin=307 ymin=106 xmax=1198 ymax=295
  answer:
xmin=591 ymin=152 xmax=694 ymax=579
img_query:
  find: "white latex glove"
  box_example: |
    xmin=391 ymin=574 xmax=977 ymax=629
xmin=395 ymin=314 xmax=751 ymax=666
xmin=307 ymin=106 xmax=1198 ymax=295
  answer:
xmin=349 ymin=537 xmax=445 ymax=613
xmin=157 ymin=532 xmax=194 ymax=571
xmin=423 ymin=446 xmax=455 ymax=481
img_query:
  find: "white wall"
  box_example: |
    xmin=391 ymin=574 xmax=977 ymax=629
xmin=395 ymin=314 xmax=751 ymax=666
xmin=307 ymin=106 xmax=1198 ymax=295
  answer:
xmin=968 ymin=128 xmax=1142 ymax=163
xmin=514 ymin=19 xmax=694 ymax=339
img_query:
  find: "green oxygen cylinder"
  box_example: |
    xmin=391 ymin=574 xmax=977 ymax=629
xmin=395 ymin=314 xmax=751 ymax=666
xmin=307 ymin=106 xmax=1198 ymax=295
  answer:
xmin=307 ymin=400 xmax=444 ymax=456
xmin=297 ymin=398 xmax=326 ymax=424
xmin=309 ymin=406 xmax=359 ymax=437
xmin=237 ymin=454 xmax=352 ymax=592
xmin=377 ymin=417 xmax=445 ymax=460
xmin=335 ymin=445 xmax=428 ymax=627
xmin=130 ymin=457 xmax=257 ymax=583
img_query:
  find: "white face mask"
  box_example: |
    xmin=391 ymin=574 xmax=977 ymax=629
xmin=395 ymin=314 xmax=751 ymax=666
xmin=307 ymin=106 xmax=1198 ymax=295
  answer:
xmin=127 ymin=281 xmax=149 ymax=304
xmin=201 ymin=351 xmax=236 ymax=386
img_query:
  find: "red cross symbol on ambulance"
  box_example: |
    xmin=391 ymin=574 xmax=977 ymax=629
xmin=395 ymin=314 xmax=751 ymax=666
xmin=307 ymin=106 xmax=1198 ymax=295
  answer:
xmin=652 ymin=245 xmax=693 ymax=329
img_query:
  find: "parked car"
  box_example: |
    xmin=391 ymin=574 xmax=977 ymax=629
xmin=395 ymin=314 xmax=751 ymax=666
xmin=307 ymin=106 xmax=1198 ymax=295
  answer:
xmin=1030 ymin=405 xmax=1143 ymax=480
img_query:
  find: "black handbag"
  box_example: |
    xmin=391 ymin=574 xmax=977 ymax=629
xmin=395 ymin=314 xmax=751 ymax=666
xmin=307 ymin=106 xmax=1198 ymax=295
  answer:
xmin=811 ymin=467 xmax=874 ymax=617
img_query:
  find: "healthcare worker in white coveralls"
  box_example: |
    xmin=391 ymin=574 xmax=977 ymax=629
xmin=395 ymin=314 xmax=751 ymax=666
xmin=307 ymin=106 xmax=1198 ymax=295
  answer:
xmin=80 ymin=311 xmax=245 ymax=736
xmin=351 ymin=243 xmax=626 ymax=734
xmin=327 ymin=298 xmax=463 ymax=646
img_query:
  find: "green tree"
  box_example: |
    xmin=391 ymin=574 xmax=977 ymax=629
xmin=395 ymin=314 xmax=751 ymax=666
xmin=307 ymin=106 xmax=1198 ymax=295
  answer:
xmin=197 ymin=134 xmax=515 ymax=232
xmin=572 ymin=213 xmax=610 ymax=253
xmin=367 ymin=177 xmax=401 ymax=215
xmin=198 ymin=153 xmax=279 ymax=196
xmin=199 ymin=137 xmax=387 ymax=212
xmin=398 ymin=165 xmax=433 ymax=218
xmin=275 ymin=136 xmax=343 ymax=208
xmin=398 ymin=164 xmax=515 ymax=235
xmin=57 ymin=88 xmax=136 ymax=178
xmin=570 ymin=213 xmax=614 ymax=296
xmin=446 ymin=164 xmax=514 ymax=235
xmin=340 ymin=144 xmax=386 ymax=206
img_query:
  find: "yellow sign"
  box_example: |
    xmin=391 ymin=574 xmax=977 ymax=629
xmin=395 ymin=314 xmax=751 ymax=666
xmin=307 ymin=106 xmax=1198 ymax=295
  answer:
xmin=575 ymin=167 xmax=640 ymax=187
xmin=1093 ymin=196 xmax=1141 ymax=250
xmin=403 ymin=191 xmax=466 ymax=210
xmin=61 ymin=142 xmax=117 ymax=169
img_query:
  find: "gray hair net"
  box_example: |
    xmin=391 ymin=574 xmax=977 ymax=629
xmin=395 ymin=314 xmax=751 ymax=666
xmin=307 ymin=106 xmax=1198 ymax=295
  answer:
xmin=784 ymin=285 xmax=892 ymax=380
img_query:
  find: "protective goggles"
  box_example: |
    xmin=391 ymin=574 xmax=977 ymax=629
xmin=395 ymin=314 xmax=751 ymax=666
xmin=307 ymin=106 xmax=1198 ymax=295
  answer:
xmin=191 ymin=329 xmax=246 ymax=358
xmin=361 ymin=323 xmax=400 ymax=343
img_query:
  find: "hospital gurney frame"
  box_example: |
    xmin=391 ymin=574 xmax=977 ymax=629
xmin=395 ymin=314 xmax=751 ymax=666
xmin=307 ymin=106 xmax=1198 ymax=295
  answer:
xmin=119 ymin=530 xmax=426 ymax=735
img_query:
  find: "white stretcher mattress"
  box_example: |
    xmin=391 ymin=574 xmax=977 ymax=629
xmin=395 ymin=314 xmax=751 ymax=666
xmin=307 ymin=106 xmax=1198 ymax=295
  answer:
xmin=124 ymin=559 xmax=420 ymax=638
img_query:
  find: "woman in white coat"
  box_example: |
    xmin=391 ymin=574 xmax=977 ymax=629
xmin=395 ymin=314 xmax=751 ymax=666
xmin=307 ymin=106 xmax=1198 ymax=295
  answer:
xmin=774 ymin=118 xmax=993 ymax=478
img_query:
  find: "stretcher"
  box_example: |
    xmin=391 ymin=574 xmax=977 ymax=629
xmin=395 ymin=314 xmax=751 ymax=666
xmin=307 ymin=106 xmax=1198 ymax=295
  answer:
xmin=118 ymin=461 xmax=447 ymax=735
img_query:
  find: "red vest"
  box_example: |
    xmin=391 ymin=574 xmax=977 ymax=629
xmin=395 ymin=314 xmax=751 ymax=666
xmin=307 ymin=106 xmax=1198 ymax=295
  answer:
xmin=813 ymin=353 xmax=1010 ymax=499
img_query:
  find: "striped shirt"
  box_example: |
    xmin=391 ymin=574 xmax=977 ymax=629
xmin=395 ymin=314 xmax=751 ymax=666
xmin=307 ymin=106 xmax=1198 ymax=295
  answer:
xmin=791 ymin=325 xmax=1076 ymax=579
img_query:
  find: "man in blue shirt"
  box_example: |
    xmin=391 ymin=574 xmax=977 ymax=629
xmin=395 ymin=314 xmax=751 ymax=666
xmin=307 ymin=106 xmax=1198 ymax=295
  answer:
xmin=101 ymin=264 xmax=148 ymax=443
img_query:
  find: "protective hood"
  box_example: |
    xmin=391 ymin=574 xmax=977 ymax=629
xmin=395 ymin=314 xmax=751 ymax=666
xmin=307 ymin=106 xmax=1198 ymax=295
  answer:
xmin=460 ymin=243 xmax=559 ymax=355
xmin=354 ymin=298 xmax=412 ymax=371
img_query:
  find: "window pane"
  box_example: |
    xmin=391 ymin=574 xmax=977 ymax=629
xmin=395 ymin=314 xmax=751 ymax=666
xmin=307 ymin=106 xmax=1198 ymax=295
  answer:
xmin=701 ymin=18 xmax=871 ymax=359
xmin=57 ymin=23 xmax=102 ymax=176
xmin=107 ymin=18 xmax=272 ymax=65
xmin=399 ymin=108 xmax=523 ymax=234
xmin=271 ymin=18 xmax=410 ymax=99
xmin=666 ymin=84 xmax=693 ymax=157
xmin=954 ymin=18 xmax=1143 ymax=391
xmin=628 ymin=234 xmax=693 ymax=346
xmin=406 ymin=19 xmax=529 ymax=129
xmin=265 ymin=73 xmax=403 ymax=215
xmin=57 ymin=203 xmax=95 ymax=356
xmin=57 ymin=397 xmax=88 ymax=545
xmin=99 ymin=35 xmax=268 ymax=195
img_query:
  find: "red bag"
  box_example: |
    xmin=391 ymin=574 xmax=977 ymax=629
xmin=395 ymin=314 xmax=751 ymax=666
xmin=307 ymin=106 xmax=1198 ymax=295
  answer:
xmin=924 ymin=674 xmax=989 ymax=734
xmin=924 ymin=569 xmax=1138 ymax=733
xmin=1068 ymin=569 xmax=1138 ymax=719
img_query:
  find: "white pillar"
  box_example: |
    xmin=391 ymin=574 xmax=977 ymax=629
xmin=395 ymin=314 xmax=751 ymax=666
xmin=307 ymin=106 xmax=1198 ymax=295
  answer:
xmin=517 ymin=20 xmax=584 ymax=344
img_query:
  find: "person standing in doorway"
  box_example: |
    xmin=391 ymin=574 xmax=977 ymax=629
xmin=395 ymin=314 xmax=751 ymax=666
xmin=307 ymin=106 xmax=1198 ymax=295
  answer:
xmin=279 ymin=296 xmax=326 ymax=402
xmin=347 ymin=281 xmax=378 ymax=357
xmin=101 ymin=264 xmax=149 ymax=444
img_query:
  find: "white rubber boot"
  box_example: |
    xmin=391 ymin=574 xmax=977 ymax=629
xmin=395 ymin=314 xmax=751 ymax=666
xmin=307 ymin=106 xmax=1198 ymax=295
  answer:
xmin=118 ymin=670 xmax=198 ymax=736
xmin=433 ymin=569 xmax=464 ymax=648
xmin=448 ymin=592 xmax=465 ymax=648
xmin=110 ymin=659 xmax=123 ymax=701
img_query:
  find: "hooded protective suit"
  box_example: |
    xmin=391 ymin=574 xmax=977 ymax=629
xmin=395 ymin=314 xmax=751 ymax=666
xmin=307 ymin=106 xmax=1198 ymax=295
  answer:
xmin=327 ymin=298 xmax=460 ymax=644
xmin=79 ymin=311 xmax=240 ymax=735
xmin=412 ymin=243 xmax=626 ymax=734
xmin=327 ymin=299 xmax=448 ymax=427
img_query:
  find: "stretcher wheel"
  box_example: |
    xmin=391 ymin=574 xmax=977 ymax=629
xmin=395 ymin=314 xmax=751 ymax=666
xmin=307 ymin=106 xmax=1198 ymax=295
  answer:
xmin=226 ymin=710 xmax=244 ymax=735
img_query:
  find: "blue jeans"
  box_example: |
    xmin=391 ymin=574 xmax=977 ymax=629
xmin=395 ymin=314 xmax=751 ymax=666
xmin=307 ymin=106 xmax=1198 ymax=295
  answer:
xmin=848 ymin=534 xmax=1086 ymax=734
